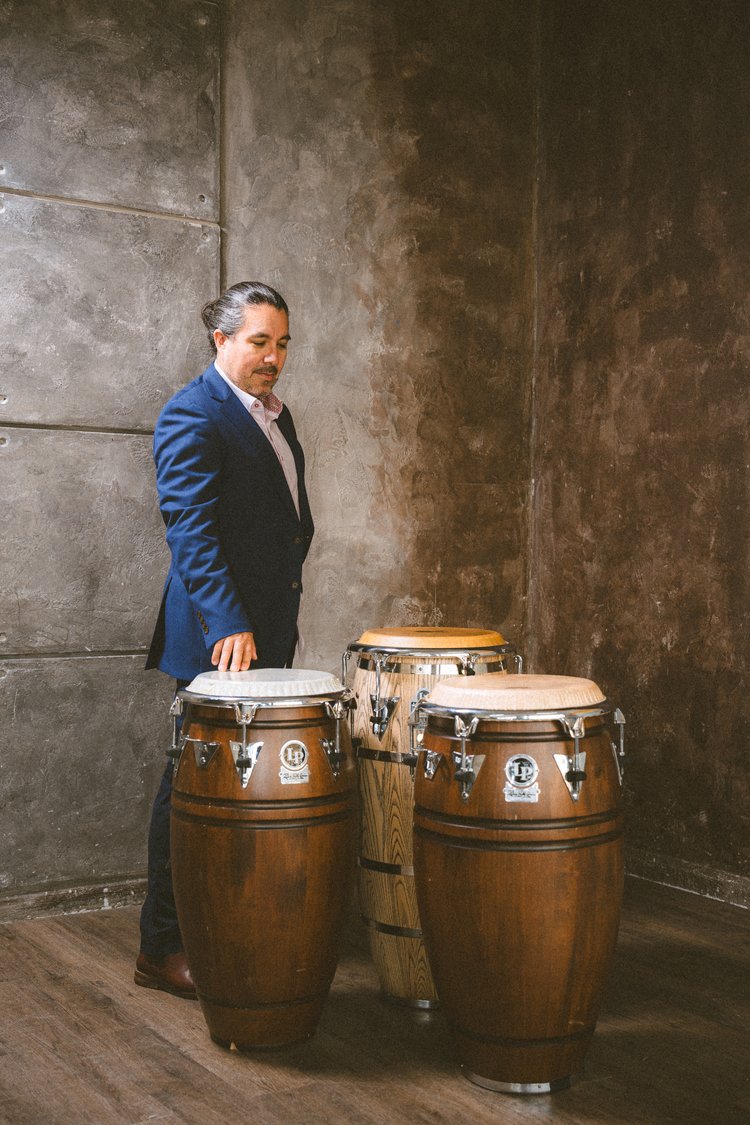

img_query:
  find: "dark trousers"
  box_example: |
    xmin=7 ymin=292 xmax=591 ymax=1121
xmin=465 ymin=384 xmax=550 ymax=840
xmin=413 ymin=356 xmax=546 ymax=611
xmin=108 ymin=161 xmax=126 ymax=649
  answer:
xmin=139 ymin=680 xmax=188 ymax=957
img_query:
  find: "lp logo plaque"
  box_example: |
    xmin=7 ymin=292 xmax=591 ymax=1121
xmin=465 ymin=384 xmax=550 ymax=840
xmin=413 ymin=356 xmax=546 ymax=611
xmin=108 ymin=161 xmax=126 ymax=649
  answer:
xmin=279 ymin=740 xmax=310 ymax=785
xmin=504 ymin=753 xmax=540 ymax=803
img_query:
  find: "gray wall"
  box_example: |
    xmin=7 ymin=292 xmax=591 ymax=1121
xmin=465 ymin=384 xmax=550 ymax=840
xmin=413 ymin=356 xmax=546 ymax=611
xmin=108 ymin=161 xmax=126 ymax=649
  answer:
xmin=222 ymin=0 xmax=535 ymax=662
xmin=1 ymin=0 xmax=748 ymax=916
xmin=1 ymin=0 xmax=220 ymax=916
xmin=1 ymin=0 xmax=534 ymax=918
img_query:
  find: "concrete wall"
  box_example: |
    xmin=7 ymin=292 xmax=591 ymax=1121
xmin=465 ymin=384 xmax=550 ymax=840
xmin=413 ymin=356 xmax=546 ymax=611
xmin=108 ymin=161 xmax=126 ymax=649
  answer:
xmin=531 ymin=0 xmax=750 ymax=903
xmin=0 ymin=0 xmax=220 ymax=916
xmin=2 ymin=0 xmax=747 ymax=915
xmin=222 ymin=0 xmax=535 ymax=662
xmin=1 ymin=0 xmax=534 ymax=917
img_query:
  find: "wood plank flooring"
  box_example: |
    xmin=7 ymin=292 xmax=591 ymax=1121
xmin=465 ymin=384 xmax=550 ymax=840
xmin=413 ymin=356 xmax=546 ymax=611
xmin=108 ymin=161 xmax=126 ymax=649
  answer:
xmin=0 ymin=877 xmax=747 ymax=1124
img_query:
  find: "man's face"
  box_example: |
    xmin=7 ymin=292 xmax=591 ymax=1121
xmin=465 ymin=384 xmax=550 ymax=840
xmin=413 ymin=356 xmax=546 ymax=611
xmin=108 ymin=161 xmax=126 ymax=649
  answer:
xmin=214 ymin=303 xmax=290 ymax=399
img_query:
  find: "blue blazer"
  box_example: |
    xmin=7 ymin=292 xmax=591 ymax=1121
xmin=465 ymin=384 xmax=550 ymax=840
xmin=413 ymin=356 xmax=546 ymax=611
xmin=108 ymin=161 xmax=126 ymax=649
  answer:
xmin=146 ymin=363 xmax=314 ymax=679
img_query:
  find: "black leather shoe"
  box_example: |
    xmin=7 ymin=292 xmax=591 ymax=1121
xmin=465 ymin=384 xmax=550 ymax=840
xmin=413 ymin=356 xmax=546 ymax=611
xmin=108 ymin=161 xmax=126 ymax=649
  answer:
xmin=134 ymin=951 xmax=197 ymax=999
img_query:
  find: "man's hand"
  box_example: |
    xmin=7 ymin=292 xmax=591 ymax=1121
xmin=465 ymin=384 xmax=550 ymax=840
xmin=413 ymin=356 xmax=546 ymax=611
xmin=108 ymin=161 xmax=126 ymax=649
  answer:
xmin=211 ymin=632 xmax=257 ymax=671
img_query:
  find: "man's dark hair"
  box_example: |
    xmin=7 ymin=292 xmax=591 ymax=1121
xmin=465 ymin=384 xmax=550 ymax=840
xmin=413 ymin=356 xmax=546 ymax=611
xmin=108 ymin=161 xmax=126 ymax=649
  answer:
xmin=201 ymin=281 xmax=289 ymax=353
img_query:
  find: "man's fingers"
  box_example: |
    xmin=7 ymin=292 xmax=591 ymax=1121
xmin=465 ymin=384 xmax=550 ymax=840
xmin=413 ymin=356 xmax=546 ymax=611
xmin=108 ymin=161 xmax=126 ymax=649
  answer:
xmin=212 ymin=632 xmax=256 ymax=671
xmin=229 ymin=638 xmax=249 ymax=671
xmin=217 ymin=637 xmax=232 ymax=671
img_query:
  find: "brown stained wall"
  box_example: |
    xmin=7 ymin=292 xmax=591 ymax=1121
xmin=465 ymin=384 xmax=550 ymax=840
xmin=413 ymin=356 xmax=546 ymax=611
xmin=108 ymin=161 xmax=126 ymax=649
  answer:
xmin=223 ymin=0 xmax=535 ymax=664
xmin=531 ymin=0 xmax=750 ymax=896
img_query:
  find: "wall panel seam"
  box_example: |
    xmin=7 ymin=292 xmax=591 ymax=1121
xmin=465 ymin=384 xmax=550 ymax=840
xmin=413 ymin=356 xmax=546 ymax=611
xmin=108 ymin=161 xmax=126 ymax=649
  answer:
xmin=0 ymin=185 xmax=219 ymax=228
xmin=526 ymin=0 xmax=543 ymax=670
xmin=218 ymin=0 xmax=227 ymax=287
xmin=1 ymin=651 xmax=151 ymax=662
xmin=0 ymin=421 xmax=155 ymax=437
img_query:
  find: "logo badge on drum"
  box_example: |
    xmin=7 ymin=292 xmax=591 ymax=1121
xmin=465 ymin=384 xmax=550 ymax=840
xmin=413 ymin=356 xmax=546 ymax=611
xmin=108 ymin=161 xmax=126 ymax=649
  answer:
xmin=279 ymin=740 xmax=310 ymax=785
xmin=504 ymin=754 xmax=540 ymax=803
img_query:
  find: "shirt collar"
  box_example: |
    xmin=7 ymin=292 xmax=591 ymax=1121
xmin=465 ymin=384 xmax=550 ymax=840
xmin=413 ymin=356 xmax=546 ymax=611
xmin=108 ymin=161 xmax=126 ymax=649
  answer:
xmin=214 ymin=361 xmax=284 ymax=419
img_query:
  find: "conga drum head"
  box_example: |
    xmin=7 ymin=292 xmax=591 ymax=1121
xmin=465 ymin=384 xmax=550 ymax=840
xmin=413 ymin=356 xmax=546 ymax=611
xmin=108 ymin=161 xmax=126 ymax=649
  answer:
xmin=353 ymin=625 xmax=507 ymax=651
xmin=347 ymin=626 xmax=517 ymax=678
xmin=424 ymin=673 xmax=606 ymax=713
xmin=183 ymin=667 xmax=345 ymax=702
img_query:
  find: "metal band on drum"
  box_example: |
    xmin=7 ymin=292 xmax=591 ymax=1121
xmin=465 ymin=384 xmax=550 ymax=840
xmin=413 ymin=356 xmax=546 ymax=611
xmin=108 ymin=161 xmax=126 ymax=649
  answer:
xmin=411 ymin=697 xmax=626 ymax=804
xmin=414 ymin=699 xmax=614 ymax=727
xmin=176 ymin=690 xmax=351 ymax=710
xmin=343 ymin=642 xmax=522 ymax=681
xmin=342 ymin=643 xmax=522 ymax=741
xmin=171 ymin=684 xmax=354 ymax=785
xmin=355 ymin=746 xmax=417 ymax=766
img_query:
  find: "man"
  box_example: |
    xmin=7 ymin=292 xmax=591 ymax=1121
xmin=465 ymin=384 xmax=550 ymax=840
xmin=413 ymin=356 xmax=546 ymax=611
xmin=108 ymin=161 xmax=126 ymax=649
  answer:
xmin=135 ymin=281 xmax=314 ymax=997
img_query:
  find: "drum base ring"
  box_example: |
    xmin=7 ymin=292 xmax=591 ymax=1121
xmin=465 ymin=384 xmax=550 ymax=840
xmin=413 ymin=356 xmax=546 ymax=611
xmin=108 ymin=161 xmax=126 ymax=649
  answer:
xmin=462 ymin=1068 xmax=573 ymax=1095
xmin=381 ymin=990 xmax=440 ymax=1012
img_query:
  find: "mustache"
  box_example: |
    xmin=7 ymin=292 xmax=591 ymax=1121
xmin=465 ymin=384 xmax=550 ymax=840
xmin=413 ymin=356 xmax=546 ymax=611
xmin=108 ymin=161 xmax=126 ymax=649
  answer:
xmin=254 ymin=366 xmax=278 ymax=376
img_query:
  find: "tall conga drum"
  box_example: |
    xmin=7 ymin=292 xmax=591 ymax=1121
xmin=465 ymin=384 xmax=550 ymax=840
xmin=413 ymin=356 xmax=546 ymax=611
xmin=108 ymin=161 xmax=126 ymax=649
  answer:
xmin=169 ymin=669 xmax=356 ymax=1050
xmin=344 ymin=626 xmax=520 ymax=1007
xmin=412 ymin=674 xmax=625 ymax=1092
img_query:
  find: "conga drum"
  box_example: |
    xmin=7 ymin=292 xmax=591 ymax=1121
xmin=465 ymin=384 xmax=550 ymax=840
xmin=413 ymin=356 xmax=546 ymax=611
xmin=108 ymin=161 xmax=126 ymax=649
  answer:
xmin=344 ymin=626 xmax=520 ymax=1007
xmin=169 ymin=669 xmax=356 ymax=1050
xmin=412 ymin=674 xmax=625 ymax=1092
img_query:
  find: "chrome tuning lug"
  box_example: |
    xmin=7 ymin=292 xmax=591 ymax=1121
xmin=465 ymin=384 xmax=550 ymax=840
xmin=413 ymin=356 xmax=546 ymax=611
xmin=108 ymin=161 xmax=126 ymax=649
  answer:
xmin=231 ymin=702 xmax=262 ymax=788
xmin=458 ymin=652 xmax=479 ymax=676
xmin=339 ymin=664 xmax=357 ymax=741
xmin=320 ymin=737 xmax=342 ymax=778
xmin=323 ymin=694 xmax=353 ymax=779
xmin=167 ymin=696 xmax=184 ymax=761
xmin=452 ymin=715 xmax=482 ymax=802
xmin=555 ymin=714 xmax=587 ymax=801
xmin=451 ymin=752 xmax=485 ymax=802
xmin=327 ymin=690 xmax=355 ymax=724
xmin=172 ymin=734 xmax=220 ymax=769
xmin=406 ymin=689 xmax=430 ymax=778
xmin=423 ymin=750 xmax=441 ymax=780
xmin=369 ymin=652 xmax=399 ymax=738
xmin=230 ymin=740 xmax=263 ymax=788
xmin=612 ymin=708 xmax=626 ymax=783
xmin=191 ymin=739 xmax=219 ymax=769
xmin=370 ymin=694 xmax=399 ymax=738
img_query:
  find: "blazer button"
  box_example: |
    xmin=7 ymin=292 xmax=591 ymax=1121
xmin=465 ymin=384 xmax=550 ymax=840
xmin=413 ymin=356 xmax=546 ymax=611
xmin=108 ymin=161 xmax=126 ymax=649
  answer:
xmin=293 ymin=536 xmax=303 ymax=545
xmin=290 ymin=580 xmax=300 ymax=590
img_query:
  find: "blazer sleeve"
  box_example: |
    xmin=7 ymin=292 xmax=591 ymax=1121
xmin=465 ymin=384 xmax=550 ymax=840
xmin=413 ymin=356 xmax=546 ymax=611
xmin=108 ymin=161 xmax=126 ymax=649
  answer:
xmin=153 ymin=392 xmax=253 ymax=647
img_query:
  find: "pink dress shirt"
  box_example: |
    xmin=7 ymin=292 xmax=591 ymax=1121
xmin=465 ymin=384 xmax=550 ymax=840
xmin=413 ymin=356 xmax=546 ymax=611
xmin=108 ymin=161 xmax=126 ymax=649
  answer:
xmin=215 ymin=363 xmax=300 ymax=516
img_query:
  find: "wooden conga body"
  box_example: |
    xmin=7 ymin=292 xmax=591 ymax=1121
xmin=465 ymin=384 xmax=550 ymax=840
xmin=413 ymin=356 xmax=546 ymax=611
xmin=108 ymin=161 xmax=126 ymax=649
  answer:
xmin=346 ymin=626 xmax=519 ymax=1007
xmin=413 ymin=675 xmax=625 ymax=1092
xmin=170 ymin=669 xmax=356 ymax=1050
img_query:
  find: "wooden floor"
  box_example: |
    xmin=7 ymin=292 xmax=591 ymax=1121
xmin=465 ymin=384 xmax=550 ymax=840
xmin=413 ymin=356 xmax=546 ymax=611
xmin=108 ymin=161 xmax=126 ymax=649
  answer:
xmin=0 ymin=877 xmax=747 ymax=1124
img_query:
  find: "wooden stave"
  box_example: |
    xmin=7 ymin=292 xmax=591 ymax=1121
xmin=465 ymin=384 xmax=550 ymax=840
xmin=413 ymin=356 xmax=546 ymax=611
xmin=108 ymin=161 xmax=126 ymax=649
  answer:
xmin=352 ymin=656 xmax=510 ymax=1006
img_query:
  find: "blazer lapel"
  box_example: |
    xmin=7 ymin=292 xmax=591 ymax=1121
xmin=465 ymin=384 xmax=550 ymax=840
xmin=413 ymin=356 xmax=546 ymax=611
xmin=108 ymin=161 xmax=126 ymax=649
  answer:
xmin=204 ymin=364 xmax=302 ymax=522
